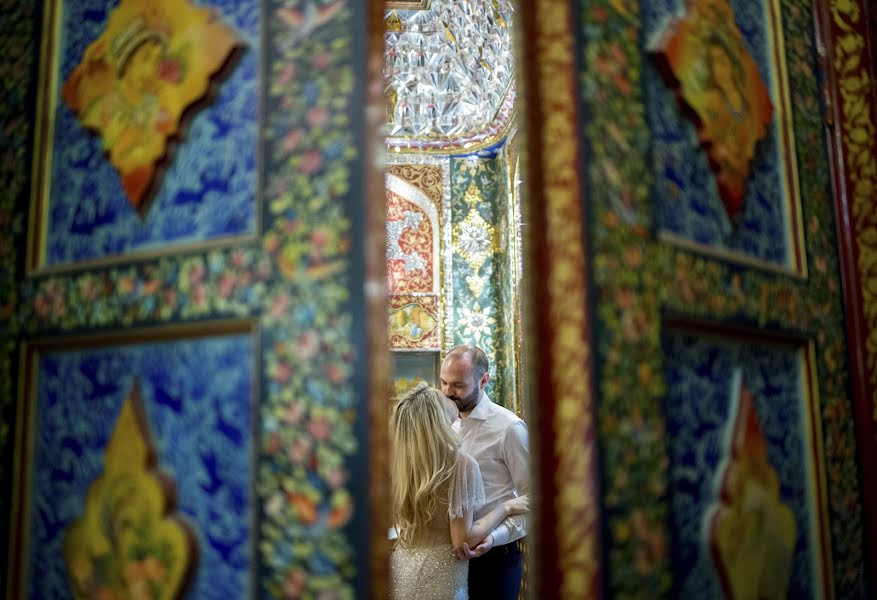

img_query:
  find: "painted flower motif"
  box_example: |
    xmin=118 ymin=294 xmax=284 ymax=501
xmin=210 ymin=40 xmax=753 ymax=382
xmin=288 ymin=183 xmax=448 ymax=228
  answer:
xmin=308 ymin=416 xmax=332 ymax=441
xmin=299 ymin=150 xmax=323 ymax=174
xmin=288 ymin=436 xmax=312 ymax=464
xmin=231 ymin=249 xmax=248 ymax=267
xmin=266 ymin=431 xmax=283 ymax=455
xmin=324 ymin=466 xmax=347 ymax=489
xmin=325 ymin=362 xmax=346 ymax=384
xmin=327 ymin=489 xmax=353 ymax=529
xmin=457 ymin=303 xmax=496 ymax=339
xmin=269 ymin=292 xmax=290 ymax=318
xmin=117 ymin=276 xmax=136 ymax=295
xmin=287 ymin=493 xmax=319 ymax=524
xmin=78 ymin=276 xmax=101 ymax=301
xmin=191 ymin=284 xmax=207 ymax=308
xmin=283 ymin=568 xmax=307 ymax=598
xmin=265 ymin=493 xmax=285 ymax=519
xmin=277 ymin=63 xmax=296 ymax=86
xmin=273 ymin=361 xmax=293 ymax=384
xmin=282 ymin=129 xmax=304 ymax=152
xmin=295 ymin=330 xmax=319 ymax=360
xmin=217 ymin=272 xmax=236 ymax=298
xmin=313 ymin=49 xmax=332 ymax=70
xmin=281 ymin=401 xmax=305 ymax=425
xmin=307 ymin=106 xmax=329 ymax=128
xmin=456 ymin=219 xmax=492 ymax=258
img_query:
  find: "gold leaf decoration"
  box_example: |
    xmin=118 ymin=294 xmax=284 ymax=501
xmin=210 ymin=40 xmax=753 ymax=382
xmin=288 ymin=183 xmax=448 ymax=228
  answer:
xmin=454 ymin=208 xmax=497 ymax=275
xmin=831 ymin=0 xmax=877 ymax=422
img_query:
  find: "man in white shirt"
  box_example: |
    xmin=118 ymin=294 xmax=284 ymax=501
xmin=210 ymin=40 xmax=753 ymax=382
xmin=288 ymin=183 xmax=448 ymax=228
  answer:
xmin=441 ymin=345 xmax=529 ymax=600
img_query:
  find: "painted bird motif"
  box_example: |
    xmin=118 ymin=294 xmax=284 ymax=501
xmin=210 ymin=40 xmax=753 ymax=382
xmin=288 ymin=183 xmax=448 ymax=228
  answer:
xmin=276 ymin=0 xmax=345 ymax=46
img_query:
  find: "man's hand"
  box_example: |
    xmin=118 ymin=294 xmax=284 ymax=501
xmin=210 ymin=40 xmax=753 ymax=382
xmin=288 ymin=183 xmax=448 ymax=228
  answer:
xmin=452 ymin=534 xmax=494 ymax=560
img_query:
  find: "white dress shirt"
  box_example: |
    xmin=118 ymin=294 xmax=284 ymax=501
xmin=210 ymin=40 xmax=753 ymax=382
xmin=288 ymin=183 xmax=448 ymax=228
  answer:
xmin=453 ymin=394 xmax=529 ymax=546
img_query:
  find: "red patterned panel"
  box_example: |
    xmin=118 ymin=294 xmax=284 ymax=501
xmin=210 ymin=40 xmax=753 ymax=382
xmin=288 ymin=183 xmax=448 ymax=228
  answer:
xmin=386 ymin=189 xmax=435 ymax=294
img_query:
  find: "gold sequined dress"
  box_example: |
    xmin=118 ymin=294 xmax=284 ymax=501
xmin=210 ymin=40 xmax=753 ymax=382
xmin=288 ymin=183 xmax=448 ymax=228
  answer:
xmin=391 ymin=451 xmax=485 ymax=600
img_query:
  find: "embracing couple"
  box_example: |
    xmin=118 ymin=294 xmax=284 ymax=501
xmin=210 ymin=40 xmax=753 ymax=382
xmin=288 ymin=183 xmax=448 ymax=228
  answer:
xmin=391 ymin=345 xmax=529 ymax=600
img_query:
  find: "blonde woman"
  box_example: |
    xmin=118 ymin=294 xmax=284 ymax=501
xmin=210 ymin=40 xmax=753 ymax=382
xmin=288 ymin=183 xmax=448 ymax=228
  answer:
xmin=391 ymin=382 xmax=528 ymax=599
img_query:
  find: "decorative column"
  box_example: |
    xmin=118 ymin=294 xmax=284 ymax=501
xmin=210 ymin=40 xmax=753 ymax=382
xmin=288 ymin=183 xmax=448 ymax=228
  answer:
xmin=448 ymin=155 xmax=516 ymax=408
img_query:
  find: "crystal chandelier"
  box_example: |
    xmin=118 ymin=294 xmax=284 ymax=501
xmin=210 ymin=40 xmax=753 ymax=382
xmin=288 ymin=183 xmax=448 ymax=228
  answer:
xmin=384 ymin=0 xmax=516 ymax=152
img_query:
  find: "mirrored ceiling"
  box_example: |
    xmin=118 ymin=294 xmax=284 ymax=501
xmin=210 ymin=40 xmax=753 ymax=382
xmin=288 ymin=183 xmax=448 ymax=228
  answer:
xmin=384 ymin=0 xmax=516 ymax=153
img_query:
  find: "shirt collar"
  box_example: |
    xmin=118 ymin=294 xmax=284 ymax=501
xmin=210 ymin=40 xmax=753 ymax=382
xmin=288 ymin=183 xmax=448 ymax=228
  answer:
xmin=465 ymin=393 xmax=492 ymax=421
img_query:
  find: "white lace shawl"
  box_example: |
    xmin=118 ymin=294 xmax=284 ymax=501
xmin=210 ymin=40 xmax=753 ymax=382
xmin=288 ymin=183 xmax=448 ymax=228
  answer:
xmin=447 ymin=451 xmax=486 ymax=519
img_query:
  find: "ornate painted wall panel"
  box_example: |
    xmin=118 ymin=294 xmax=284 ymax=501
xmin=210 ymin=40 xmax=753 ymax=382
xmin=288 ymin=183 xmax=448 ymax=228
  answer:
xmin=1 ymin=0 xmax=379 ymax=597
xmin=385 ymin=161 xmax=447 ymax=396
xmin=492 ymin=139 xmax=520 ymax=414
xmin=517 ymin=0 xmax=602 ymax=593
xmin=11 ymin=327 xmax=254 ymax=599
xmin=662 ymin=330 xmax=830 ymax=599
xmin=642 ymin=0 xmax=805 ymax=274
xmin=385 ymin=172 xmax=441 ymax=359
xmin=449 ymin=156 xmax=514 ymax=407
xmin=577 ymin=0 xmax=866 ymax=596
xmin=388 ymin=294 xmax=440 ymax=350
xmin=385 ymin=153 xmax=519 ymax=408
xmin=30 ymin=0 xmax=260 ymax=271
xmin=385 ymin=185 xmax=438 ymax=296
xmin=820 ymin=0 xmax=877 ymax=582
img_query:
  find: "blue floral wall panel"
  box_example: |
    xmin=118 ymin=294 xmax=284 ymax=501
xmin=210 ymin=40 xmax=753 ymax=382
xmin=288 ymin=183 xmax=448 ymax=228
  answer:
xmin=25 ymin=333 xmax=254 ymax=599
xmin=641 ymin=0 xmax=795 ymax=269
xmin=661 ymin=330 xmax=824 ymax=598
xmin=42 ymin=0 xmax=259 ymax=268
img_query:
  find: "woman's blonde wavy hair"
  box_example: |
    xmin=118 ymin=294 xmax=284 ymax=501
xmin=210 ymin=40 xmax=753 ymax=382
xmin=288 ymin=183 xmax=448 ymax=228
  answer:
xmin=391 ymin=382 xmax=460 ymax=548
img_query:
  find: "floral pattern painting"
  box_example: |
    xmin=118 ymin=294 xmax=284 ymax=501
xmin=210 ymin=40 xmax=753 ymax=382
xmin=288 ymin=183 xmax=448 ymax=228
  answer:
xmin=449 ymin=156 xmax=513 ymax=406
xmin=581 ymin=0 xmax=862 ymax=595
xmin=4 ymin=0 xmax=369 ymax=598
xmin=386 ymin=187 xmax=437 ymax=295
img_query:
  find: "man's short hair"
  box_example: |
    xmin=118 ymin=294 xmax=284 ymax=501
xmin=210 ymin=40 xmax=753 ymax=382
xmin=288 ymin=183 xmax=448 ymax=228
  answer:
xmin=445 ymin=345 xmax=489 ymax=384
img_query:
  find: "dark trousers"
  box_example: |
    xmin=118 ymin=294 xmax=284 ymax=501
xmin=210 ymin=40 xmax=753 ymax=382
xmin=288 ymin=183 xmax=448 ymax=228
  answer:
xmin=467 ymin=541 xmax=522 ymax=600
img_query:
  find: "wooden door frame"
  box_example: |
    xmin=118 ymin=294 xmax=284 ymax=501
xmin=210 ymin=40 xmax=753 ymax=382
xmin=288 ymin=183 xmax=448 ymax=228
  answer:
xmin=816 ymin=0 xmax=877 ymax=592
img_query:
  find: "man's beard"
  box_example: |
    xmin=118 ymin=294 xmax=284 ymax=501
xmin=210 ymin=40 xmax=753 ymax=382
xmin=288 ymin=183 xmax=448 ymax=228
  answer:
xmin=449 ymin=386 xmax=480 ymax=413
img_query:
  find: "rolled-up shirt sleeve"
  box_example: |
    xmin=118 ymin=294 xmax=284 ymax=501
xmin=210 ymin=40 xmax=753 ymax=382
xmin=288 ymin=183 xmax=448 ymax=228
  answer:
xmin=491 ymin=420 xmax=529 ymax=545
xmin=491 ymin=514 xmax=528 ymax=547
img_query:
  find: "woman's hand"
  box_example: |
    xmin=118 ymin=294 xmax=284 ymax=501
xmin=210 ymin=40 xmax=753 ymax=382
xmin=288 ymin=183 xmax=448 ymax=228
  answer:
xmin=453 ymin=534 xmax=494 ymax=560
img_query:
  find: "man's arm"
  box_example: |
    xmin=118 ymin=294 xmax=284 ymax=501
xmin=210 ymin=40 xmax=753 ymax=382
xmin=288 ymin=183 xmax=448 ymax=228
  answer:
xmin=491 ymin=420 xmax=529 ymax=545
xmin=455 ymin=421 xmax=530 ymax=558
xmin=466 ymin=495 xmax=529 ymax=547
xmin=452 ymin=497 xmax=529 ymax=560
